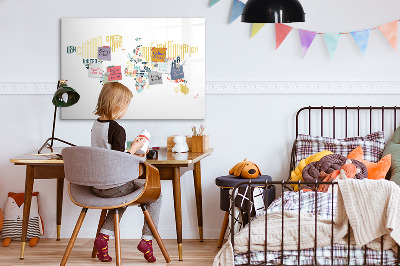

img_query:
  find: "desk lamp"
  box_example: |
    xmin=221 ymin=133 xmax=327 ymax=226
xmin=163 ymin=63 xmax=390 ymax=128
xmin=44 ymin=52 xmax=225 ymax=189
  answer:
xmin=38 ymin=80 xmax=80 ymax=154
xmin=241 ymin=0 xmax=305 ymax=23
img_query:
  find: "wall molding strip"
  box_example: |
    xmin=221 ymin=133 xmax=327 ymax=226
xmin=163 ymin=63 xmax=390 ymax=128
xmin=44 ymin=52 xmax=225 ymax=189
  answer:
xmin=1 ymin=81 xmax=400 ymax=95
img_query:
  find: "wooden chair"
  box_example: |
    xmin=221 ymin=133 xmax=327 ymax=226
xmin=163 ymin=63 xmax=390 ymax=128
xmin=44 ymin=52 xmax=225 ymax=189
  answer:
xmin=60 ymin=146 xmax=171 ymax=265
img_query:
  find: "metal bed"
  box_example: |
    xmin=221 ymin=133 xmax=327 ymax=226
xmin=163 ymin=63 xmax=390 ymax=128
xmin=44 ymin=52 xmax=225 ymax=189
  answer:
xmin=230 ymin=106 xmax=400 ymax=266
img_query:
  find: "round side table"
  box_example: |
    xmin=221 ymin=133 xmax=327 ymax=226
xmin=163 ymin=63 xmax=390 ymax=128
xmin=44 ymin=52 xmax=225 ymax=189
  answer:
xmin=215 ymin=175 xmax=275 ymax=248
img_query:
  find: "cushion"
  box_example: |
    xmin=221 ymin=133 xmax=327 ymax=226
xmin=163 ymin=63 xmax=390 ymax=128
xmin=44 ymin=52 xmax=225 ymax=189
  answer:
xmin=348 ymin=146 xmax=392 ymax=180
xmin=302 ymin=154 xmax=368 ymax=189
xmin=289 ymin=150 xmax=333 ymax=191
xmin=295 ymin=131 xmax=385 ymax=166
xmin=382 ymin=126 xmax=400 ymax=184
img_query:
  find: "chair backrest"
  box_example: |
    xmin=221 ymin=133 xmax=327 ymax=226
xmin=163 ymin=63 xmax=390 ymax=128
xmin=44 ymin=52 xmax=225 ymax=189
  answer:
xmin=62 ymin=146 xmax=145 ymax=187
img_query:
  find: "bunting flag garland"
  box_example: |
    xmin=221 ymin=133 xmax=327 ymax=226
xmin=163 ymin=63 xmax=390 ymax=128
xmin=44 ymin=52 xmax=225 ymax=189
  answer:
xmin=351 ymin=29 xmax=370 ymax=55
xmin=298 ymin=30 xmax=317 ymax=58
xmin=323 ymin=33 xmax=341 ymax=58
xmin=275 ymin=23 xmax=293 ymax=49
xmin=229 ymin=0 xmax=245 ymax=24
xmin=209 ymin=0 xmax=220 ymax=8
xmin=378 ymin=21 xmax=398 ymax=50
xmin=251 ymin=23 xmax=266 ymax=38
xmin=207 ymin=3 xmax=400 ymax=58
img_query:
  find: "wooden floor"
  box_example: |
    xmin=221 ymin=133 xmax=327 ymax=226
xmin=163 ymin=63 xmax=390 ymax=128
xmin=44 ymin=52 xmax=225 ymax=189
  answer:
xmin=0 ymin=239 xmax=221 ymax=265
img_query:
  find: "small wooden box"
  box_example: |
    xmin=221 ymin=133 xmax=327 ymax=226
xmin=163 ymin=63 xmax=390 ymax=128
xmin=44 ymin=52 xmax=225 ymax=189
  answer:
xmin=191 ymin=135 xmax=209 ymax=153
xmin=167 ymin=135 xmax=192 ymax=151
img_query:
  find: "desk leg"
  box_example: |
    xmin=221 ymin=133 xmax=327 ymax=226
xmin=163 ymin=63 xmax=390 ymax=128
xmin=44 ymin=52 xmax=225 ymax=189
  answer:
xmin=20 ymin=165 xmax=35 ymax=259
xmin=172 ymin=167 xmax=183 ymax=261
xmin=193 ymin=161 xmax=203 ymax=242
xmin=56 ymin=178 xmax=64 ymax=241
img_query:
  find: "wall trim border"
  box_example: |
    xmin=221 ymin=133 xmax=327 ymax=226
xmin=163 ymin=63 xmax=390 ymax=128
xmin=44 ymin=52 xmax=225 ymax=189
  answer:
xmin=1 ymin=81 xmax=400 ymax=95
xmin=206 ymin=81 xmax=400 ymax=94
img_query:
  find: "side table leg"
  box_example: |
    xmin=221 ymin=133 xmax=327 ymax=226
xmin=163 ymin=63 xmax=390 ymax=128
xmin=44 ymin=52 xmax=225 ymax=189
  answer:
xmin=56 ymin=178 xmax=64 ymax=241
xmin=193 ymin=161 xmax=203 ymax=242
xmin=172 ymin=167 xmax=183 ymax=261
xmin=20 ymin=165 xmax=35 ymax=259
xmin=217 ymin=211 xmax=230 ymax=248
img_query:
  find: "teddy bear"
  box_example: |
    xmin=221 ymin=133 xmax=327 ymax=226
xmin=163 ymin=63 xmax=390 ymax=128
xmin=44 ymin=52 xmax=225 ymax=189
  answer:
xmin=172 ymin=135 xmax=189 ymax=153
xmin=229 ymin=159 xmax=261 ymax=179
xmin=1 ymin=192 xmax=44 ymax=247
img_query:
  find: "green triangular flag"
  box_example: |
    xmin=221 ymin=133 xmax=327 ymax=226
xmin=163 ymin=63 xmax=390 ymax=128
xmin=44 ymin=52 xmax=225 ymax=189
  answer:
xmin=251 ymin=23 xmax=266 ymax=38
xmin=209 ymin=0 xmax=220 ymax=7
xmin=323 ymin=33 xmax=341 ymax=58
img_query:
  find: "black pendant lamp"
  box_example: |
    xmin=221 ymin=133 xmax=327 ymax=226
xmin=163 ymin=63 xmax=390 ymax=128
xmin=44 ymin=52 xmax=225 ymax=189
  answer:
xmin=242 ymin=0 xmax=305 ymax=23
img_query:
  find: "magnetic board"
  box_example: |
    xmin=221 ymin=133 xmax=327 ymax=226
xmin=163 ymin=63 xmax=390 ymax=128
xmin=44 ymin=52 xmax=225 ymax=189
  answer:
xmin=61 ymin=18 xmax=205 ymax=119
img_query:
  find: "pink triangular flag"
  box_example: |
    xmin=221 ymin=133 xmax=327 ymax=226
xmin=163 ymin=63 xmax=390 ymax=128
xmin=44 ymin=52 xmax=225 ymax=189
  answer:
xmin=378 ymin=21 xmax=398 ymax=50
xmin=275 ymin=23 xmax=293 ymax=49
xmin=298 ymin=29 xmax=317 ymax=58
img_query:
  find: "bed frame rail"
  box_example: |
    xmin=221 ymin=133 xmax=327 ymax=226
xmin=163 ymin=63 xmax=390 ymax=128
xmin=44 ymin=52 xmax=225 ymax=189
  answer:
xmin=289 ymin=106 xmax=400 ymax=181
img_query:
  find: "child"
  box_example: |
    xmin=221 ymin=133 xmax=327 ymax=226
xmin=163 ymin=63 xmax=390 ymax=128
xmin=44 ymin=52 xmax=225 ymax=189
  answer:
xmin=91 ymin=82 xmax=162 ymax=263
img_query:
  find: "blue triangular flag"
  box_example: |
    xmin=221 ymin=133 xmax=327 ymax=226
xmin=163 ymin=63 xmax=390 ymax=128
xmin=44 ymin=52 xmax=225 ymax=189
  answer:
xmin=209 ymin=0 xmax=221 ymax=7
xmin=323 ymin=33 xmax=341 ymax=58
xmin=229 ymin=0 xmax=245 ymax=23
xmin=351 ymin=29 xmax=370 ymax=55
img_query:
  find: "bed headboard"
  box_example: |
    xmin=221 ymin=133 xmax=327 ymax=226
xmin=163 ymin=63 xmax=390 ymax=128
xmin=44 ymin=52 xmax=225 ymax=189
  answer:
xmin=290 ymin=106 xmax=400 ymax=179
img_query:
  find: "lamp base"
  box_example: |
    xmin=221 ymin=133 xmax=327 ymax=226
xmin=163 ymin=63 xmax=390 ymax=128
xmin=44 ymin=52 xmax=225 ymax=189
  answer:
xmin=38 ymin=137 xmax=76 ymax=154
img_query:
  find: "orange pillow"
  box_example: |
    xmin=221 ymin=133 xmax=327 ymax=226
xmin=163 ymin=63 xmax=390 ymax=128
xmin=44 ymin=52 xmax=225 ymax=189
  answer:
xmin=347 ymin=146 xmax=391 ymax=180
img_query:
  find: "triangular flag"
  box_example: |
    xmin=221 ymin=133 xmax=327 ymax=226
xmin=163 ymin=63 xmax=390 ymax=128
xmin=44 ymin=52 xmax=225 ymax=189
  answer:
xmin=378 ymin=21 xmax=398 ymax=50
xmin=275 ymin=23 xmax=293 ymax=49
xmin=351 ymin=29 xmax=370 ymax=55
xmin=298 ymin=29 xmax=317 ymax=58
xmin=229 ymin=0 xmax=245 ymax=24
xmin=323 ymin=33 xmax=341 ymax=58
xmin=209 ymin=0 xmax=220 ymax=7
xmin=251 ymin=23 xmax=266 ymax=38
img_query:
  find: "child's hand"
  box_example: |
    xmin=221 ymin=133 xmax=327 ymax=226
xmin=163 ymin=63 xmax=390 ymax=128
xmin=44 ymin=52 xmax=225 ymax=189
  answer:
xmin=129 ymin=137 xmax=147 ymax=154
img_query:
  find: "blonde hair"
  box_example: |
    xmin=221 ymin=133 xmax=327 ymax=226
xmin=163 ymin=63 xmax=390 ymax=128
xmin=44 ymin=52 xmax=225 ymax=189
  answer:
xmin=95 ymin=82 xmax=133 ymax=120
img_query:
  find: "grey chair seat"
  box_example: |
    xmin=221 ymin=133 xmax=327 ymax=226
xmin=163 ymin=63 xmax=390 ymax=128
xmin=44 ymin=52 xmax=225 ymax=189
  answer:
xmin=69 ymin=180 xmax=145 ymax=208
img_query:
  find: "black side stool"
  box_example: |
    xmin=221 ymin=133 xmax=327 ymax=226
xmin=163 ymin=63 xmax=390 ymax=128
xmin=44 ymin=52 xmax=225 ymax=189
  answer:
xmin=215 ymin=175 xmax=275 ymax=248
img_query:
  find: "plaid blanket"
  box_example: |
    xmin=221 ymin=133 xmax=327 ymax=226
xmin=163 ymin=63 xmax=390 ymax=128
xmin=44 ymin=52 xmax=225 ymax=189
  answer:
xmin=234 ymin=244 xmax=397 ymax=265
xmin=234 ymin=191 xmax=397 ymax=265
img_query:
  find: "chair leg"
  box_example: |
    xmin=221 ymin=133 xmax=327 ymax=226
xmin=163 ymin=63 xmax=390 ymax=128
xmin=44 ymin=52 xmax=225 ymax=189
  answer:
xmin=114 ymin=209 xmax=121 ymax=266
xmin=217 ymin=211 xmax=230 ymax=248
xmin=91 ymin=209 xmax=108 ymax=258
xmin=141 ymin=205 xmax=171 ymax=263
xmin=60 ymin=208 xmax=88 ymax=266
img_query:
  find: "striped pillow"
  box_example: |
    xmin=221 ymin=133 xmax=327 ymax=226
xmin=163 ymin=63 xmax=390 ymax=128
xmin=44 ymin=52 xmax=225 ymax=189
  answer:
xmin=294 ymin=131 xmax=385 ymax=166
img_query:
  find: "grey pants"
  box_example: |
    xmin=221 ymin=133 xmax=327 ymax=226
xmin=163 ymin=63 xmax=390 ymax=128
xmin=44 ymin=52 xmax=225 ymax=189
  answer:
xmin=92 ymin=180 xmax=162 ymax=240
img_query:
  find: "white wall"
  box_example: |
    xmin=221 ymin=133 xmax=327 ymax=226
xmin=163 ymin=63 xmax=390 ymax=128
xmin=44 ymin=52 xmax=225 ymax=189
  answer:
xmin=1 ymin=0 xmax=400 ymax=240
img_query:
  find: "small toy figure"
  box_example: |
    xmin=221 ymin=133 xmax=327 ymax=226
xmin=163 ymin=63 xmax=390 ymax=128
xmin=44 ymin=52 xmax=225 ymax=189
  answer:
xmin=1 ymin=192 xmax=43 ymax=247
xmin=229 ymin=159 xmax=261 ymax=179
xmin=172 ymin=135 xmax=189 ymax=153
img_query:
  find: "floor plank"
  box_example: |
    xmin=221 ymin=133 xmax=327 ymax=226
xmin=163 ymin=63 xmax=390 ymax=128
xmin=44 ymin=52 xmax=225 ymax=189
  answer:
xmin=0 ymin=239 xmax=221 ymax=265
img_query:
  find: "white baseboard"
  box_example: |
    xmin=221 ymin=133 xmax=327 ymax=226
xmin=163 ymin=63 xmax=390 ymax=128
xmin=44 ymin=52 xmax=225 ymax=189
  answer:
xmin=1 ymin=81 xmax=400 ymax=94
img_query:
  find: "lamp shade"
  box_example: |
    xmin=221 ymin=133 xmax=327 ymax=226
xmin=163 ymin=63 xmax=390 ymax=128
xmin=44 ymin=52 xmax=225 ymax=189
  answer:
xmin=241 ymin=0 xmax=305 ymax=23
xmin=52 ymin=84 xmax=80 ymax=107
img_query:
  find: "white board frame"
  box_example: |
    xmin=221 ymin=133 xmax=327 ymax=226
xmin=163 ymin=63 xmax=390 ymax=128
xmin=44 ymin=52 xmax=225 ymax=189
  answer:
xmin=61 ymin=18 xmax=205 ymax=119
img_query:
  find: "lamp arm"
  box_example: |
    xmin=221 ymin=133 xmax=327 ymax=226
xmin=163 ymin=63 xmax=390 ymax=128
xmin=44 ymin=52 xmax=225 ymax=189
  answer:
xmin=50 ymin=105 xmax=57 ymax=148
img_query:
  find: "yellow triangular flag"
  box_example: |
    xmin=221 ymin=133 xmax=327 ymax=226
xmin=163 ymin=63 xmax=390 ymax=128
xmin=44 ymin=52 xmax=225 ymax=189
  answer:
xmin=251 ymin=23 xmax=266 ymax=38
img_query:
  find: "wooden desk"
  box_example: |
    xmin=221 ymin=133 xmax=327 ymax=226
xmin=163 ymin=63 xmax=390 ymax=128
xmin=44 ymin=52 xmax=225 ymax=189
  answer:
xmin=10 ymin=147 xmax=213 ymax=261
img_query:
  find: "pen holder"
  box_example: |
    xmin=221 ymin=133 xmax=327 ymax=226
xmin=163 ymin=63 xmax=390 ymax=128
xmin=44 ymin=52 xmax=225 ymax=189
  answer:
xmin=191 ymin=135 xmax=209 ymax=153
